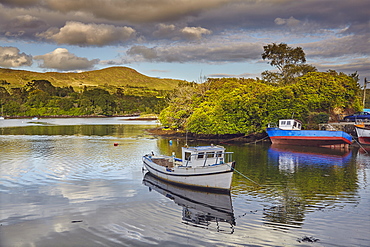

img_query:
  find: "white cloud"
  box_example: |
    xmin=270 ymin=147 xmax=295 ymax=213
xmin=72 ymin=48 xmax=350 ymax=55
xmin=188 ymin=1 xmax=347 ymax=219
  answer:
xmin=0 ymin=46 xmax=33 ymax=67
xmin=34 ymin=48 xmax=99 ymax=71
xmin=37 ymin=21 xmax=136 ymax=46
xmin=274 ymin=16 xmax=301 ymax=26
xmin=180 ymin=26 xmax=212 ymax=40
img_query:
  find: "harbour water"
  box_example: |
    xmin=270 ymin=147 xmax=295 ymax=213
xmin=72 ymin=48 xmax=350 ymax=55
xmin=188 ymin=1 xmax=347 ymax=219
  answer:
xmin=0 ymin=118 xmax=369 ymax=246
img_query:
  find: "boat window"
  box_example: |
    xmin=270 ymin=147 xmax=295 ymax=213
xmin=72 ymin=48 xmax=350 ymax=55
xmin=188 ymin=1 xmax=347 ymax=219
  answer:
xmin=293 ymin=121 xmax=297 ymax=127
xmin=286 ymin=121 xmax=291 ymax=125
xmin=206 ymin=152 xmax=214 ymax=158
xmin=197 ymin=152 xmax=204 ymax=159
xmin=216 ymin=151 xmax=222 ymax=157
xmin=281 ymin=121 xmax=286 ymax=125
xmin=185 ymin=152 xmax=191 ymax=161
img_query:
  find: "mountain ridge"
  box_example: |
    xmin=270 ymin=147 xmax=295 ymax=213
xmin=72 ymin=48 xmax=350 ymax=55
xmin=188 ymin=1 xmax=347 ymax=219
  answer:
xmin=0 ymin=66 xmax=184 ymax=90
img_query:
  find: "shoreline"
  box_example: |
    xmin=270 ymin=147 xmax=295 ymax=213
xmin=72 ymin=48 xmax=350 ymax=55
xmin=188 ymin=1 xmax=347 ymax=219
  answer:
xmin=146 ymin=127 xmax=269 ymax=144
xmin=1 ymin=114 xmax=141 ymax=119
xmin=1 ymin=114 xmax=268 ymax=144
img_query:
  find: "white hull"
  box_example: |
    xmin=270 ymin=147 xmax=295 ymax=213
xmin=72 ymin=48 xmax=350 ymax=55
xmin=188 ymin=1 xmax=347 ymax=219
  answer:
xmin=143 ymin=156 xmax=234 ymax=191
xmin=355 ymin=126 xmax=370 ymax=145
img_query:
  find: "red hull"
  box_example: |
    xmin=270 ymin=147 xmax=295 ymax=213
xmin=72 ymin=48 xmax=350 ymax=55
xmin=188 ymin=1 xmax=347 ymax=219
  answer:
xmin=270 ymin=136 xmax=351 ymax=147
xmin=358 ymin=137 xmax=370 ymax=145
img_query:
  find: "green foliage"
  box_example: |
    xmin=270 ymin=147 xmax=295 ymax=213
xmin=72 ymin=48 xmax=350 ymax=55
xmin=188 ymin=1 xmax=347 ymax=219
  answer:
xmin=160 ymin=72 xmax=361 ymax=135
xmin=310 ymin=112 xmax=330 ymax=124
xmin=2 ymin=79 xmax=170 ymax=117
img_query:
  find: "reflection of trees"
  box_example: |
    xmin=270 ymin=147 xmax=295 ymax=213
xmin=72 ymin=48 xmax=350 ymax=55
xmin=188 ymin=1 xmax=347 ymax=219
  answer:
xmin=1 ymin=124 xmax=153 ymax=137
xmin=155 ymin=141 xmax=361 ymax=228
xmin=229 ymin=144 xmax=360 ymax=228
xmin=262 ymin=187 xmax=306 ymax=228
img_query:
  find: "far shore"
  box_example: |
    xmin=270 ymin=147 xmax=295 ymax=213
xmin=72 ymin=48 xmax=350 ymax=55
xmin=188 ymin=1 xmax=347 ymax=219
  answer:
xmin=1 ymin=114 xmax=142 ymax=119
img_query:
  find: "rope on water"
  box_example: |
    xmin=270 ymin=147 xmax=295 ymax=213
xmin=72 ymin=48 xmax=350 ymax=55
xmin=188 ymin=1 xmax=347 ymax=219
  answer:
xmin=221 ymin=133 xmax=270 ymax=144
xmin=227 ymin=163 xmax=262 ymax=186
xmin=351 ymin=134 xmax=368 ymax=154
xmin=245 ymin=135 xmax=270 ymax=144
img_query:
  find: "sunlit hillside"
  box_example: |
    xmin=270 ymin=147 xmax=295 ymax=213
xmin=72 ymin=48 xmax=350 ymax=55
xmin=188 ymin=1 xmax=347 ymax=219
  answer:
xmin=0 ymin=66 xmax=183 ymax=91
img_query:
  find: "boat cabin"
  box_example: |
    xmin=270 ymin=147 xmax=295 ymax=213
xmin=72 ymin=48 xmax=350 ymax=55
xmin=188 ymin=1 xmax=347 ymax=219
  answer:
xmin=181 ymin=145 xmax=232 ymax=167
xmin=278 ymin=119 xmax=302 ymax=130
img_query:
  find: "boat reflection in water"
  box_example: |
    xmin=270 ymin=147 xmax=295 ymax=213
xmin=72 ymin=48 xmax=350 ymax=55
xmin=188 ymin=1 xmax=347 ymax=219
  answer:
xmin=268 ymin=144 xmax=352 ymax=172
xmin=142 ymin=173 xmax=235 ymax=233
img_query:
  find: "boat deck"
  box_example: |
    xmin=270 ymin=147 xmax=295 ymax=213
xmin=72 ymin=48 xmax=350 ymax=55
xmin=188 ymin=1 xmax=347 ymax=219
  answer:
xmin=151 ymin=157 xmax=177 ymax=168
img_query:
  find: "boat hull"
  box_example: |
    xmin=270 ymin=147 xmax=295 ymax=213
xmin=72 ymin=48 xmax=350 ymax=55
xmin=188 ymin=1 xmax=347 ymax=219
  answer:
xmin=355 ymin=126 xmax=370 ymax=145
xmin=143 ymin=156 xmax=234 ymax=191
xmin=266 ymin=128 xmax=352 ymax=147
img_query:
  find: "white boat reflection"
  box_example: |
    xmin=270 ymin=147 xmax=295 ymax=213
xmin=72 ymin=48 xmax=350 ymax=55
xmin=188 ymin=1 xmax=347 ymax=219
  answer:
xmin=142 ymin=173 xmax=235 ymax=233
xmin=268 ymin=145 xmax=352 ymax=172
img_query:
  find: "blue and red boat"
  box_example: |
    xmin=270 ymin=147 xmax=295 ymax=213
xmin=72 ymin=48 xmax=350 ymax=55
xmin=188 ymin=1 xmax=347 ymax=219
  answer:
xmin=266 ymin=119 xmax=352 ymax=147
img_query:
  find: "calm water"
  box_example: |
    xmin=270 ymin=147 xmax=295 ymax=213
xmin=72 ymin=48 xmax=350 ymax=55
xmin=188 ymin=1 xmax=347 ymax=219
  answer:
xmin=0 ymin=118 xmax=369 ymax=247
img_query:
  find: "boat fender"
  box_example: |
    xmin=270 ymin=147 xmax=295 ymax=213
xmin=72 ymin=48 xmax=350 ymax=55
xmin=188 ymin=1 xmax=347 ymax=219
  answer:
xmin=166 ymin=166 xmax=174 ymax=172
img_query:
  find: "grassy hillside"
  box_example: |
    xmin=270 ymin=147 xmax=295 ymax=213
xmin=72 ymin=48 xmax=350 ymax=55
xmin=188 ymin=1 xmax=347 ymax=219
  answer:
xmin=0 ymin=66 xmax=183 ymax=91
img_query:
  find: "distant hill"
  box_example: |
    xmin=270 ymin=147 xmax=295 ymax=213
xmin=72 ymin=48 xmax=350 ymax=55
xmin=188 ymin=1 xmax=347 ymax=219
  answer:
xmin=0 ymin=66 xmax=183 ymax=91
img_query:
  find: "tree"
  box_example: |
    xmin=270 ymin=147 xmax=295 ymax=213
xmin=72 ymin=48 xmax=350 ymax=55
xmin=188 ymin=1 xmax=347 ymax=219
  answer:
xmin=26 ymin=90 xmax=50 ymax=108
xmin=262 ymin=43 xmax=306 ymax=71
xmin=261 ymin=43 xmax=316 ymax=84
xmin=82 ymin=88 xmax=116 ymax=115
xmin=26 ymin=80 xmax=56 ymax=95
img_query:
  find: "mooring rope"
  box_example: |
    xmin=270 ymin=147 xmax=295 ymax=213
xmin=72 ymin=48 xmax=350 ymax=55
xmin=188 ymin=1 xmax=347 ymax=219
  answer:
xmin=351 ymin=134 xmax=368 ymax=154
xmin=228 ymin=163 xmax=262 ymax=186
xmin=245 ymin=135 xmax=270 ymax=144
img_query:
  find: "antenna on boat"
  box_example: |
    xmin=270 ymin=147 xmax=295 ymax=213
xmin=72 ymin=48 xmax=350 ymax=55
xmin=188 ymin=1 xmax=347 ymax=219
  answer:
xmin=291 ymin=112 xmax=295 ymax=118
xmin=185 ymin=130 xmax=188 ymax=147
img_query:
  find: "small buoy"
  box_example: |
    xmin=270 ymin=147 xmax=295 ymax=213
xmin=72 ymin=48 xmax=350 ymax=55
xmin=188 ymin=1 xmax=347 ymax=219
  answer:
xmin=114 ymin=143 xmax=119 ymax=146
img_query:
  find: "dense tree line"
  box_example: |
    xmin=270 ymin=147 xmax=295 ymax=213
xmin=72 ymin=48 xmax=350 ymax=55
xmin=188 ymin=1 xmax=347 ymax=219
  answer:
xmin=159 ymin=71 xmax=361 ymax=135
xmin=0 ymin=79 xmax=169 ymax=117
xmin=159 ymin=43 xmax=362 ymax=135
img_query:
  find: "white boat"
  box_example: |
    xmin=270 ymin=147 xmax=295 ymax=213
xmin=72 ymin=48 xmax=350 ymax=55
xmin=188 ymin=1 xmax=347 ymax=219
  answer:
xmin=0 ymin=116 xmax=4 ymax=120
xmin=355 ymin=126 xmax=370 ymax=145
xmin=142 ymin=145 xmax=235 ymax=191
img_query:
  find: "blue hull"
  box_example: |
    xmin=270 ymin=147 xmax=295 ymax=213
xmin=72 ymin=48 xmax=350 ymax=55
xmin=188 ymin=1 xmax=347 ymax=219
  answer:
xmin=266 ymin=128 xmax=352 ymax=146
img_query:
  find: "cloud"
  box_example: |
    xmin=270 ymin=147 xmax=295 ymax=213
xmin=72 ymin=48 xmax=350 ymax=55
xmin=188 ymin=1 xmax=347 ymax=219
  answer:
xmin=34 ymin=48 xmax=99 ymax=71
xmin=125 ymin=42 xmax=262 ymax=63
xmin=304 ymin=34 xmax=370 ymax=58
xmin=37 ymin=21 xmax=136 ymax=46
xmin=42 ymin=0 xmax=229 ymax=23
xmin=152 ymin=24 xmax=176 ymax=38
xmin=180 ymin=26 xmax=212 ymax=40
xmin=275 ymin=16 xmax=300 ymax=26
xmin=126 ymin=46 xmax=158 ymax=61
xmin=0 ymin=46 xmax=33 ymax=67
xmin=0 ymin=0 xmax=369 ymax=80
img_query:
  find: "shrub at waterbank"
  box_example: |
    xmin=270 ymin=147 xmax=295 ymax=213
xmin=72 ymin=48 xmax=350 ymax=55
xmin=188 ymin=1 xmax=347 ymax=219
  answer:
xmin=159 ymin=71 xmax=361 ymax=135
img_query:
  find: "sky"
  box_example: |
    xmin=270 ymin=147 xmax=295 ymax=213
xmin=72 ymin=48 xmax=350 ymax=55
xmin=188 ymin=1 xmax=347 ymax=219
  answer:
xmin=0 ymin=0 xmax=369 ymax=84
